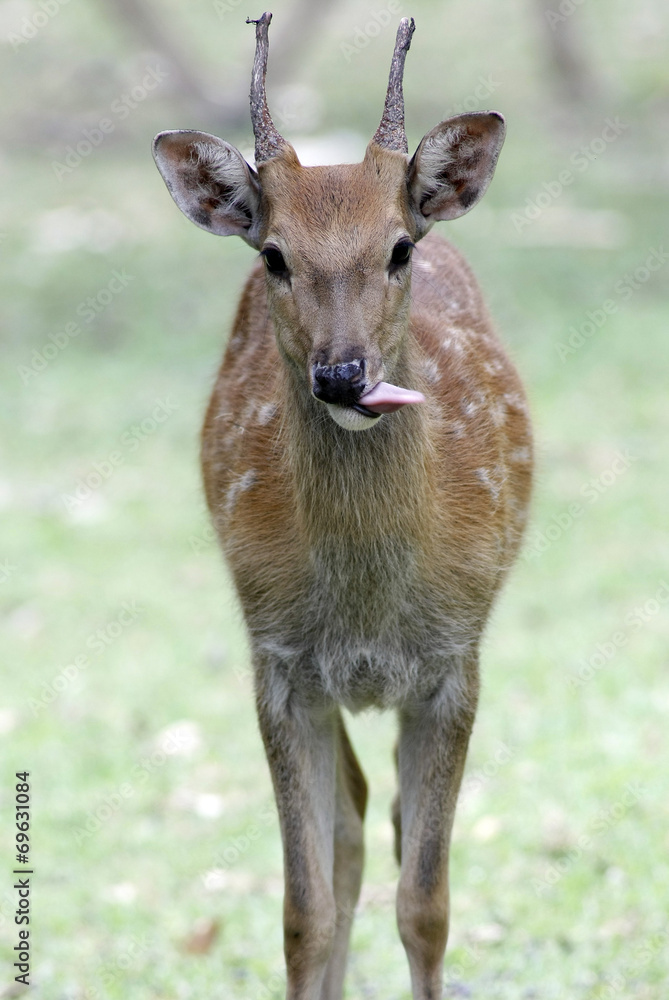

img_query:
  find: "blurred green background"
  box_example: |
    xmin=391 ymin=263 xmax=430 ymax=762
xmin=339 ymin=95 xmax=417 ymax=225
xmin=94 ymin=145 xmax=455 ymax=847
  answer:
xmin=1 ymin=0 xmax=667 ymax=996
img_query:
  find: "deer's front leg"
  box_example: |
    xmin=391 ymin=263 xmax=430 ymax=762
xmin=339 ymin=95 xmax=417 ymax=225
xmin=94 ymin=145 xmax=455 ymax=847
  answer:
xmin=255 ymin=667 xmax=339 ymax=1000
xmin=395 ymin=665 xmax=479 ymax=1000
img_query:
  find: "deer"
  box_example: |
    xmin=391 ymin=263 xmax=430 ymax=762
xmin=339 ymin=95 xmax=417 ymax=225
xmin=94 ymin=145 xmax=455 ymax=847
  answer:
xmin=153 ymin=12 xmax=532 ymax=1000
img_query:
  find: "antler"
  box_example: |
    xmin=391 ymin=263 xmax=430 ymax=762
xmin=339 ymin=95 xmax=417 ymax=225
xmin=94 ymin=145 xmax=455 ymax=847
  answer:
xmin=247 ymin=12 xmax=288 ymax=164
xmin=371 ymin=17 xmax=415 ymax=154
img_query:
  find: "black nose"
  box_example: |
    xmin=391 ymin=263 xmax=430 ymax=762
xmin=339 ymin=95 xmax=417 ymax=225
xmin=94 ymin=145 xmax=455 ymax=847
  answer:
xmin=312 ymin=360 xmax=366 ymax=406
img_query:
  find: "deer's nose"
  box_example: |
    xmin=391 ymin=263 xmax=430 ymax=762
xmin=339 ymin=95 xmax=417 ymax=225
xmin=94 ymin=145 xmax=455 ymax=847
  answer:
xmin=311 ymin=360 xmax=366 ymax=406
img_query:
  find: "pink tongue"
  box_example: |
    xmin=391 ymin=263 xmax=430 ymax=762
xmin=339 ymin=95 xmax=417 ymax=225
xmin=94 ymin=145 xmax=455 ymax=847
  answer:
xmin=357 ymin=381 xmax=425 ymax=414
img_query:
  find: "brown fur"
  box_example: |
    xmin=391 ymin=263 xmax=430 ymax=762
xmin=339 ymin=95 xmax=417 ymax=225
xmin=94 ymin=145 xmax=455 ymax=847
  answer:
xmin=156 ymin=80 xmax=531 ymax=993
xmin=195 ymin=146 xmax=531 ymax=999
xmin=201 ymin=154 xmax=532 ymax=708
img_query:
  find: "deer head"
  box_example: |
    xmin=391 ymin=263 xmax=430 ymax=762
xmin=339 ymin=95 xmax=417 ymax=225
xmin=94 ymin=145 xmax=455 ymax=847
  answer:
xmin=153 ymin=13 xmax=505 ymax=431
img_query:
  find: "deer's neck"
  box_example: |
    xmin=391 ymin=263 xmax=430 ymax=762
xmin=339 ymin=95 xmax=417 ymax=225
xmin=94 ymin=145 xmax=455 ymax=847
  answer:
xmin=281 ymin=348 xmax=432 ymax=549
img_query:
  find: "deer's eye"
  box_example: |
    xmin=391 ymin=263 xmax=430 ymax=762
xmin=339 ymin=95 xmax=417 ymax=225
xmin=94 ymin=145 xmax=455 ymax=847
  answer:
xmin=262 ymin=246 xmax=288 ymax=277
xmin=390 ymin=241 xmax=414 ymax=269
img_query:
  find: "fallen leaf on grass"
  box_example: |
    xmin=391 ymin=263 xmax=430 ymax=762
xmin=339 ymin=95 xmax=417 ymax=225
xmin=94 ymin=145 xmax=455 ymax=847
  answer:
xmin=180 ymin=916 xmax=221 ymax=954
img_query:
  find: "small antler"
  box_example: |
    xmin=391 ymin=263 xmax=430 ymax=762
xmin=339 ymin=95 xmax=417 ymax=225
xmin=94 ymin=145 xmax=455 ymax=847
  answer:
xmin=372 ymin=17 xmax=415 ymax=154
xmin=247 ymin=12 xmax=288 ymax=164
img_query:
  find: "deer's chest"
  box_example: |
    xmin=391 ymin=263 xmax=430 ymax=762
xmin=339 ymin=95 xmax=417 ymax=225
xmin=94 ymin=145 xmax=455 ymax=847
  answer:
xmin=248 ymin=532 xmax=477 ymax=711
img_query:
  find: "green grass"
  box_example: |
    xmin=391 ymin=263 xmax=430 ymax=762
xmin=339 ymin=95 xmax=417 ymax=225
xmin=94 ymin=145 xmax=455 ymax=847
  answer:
xmin=1 ymin=1 xmax=668 ymax=996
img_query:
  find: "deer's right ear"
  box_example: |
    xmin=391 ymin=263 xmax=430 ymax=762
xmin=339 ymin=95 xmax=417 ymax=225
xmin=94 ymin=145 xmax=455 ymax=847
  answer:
xmin=408 ymin=112 xmax=506 ymax=236
xmin=152 ymin=130 xmax=262 ymax=248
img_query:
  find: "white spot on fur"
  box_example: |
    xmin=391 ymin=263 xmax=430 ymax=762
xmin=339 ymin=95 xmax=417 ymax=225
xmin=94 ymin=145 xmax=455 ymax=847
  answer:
xmin=509 ymin=446 xmax=532 ymax=464
xmin=504 ymin=392 xmax=528 ymax=414
xmin=462 ymin=390 xmax=486 ymax=418
xmin=422 ymin=358 xmax=440 ymax=383
xmin=442 ymin=335 xmax=465 ymax=355
xmin=225 ymin=469 xmax=258 ymax=514
xmin=448 ymin=419 xmax=466 ymax=438
xmin=506 ymin=495 xmax=528 ymax=523
xmin=483 ymin=359 xmax=505 ymax=377
xmin=257 ymin=402 xmax=278 ymax=425
xmin=489 ymin=401 xmax=507 ymax=427
xmin=475 ymin=466 xmax=502 ymax=502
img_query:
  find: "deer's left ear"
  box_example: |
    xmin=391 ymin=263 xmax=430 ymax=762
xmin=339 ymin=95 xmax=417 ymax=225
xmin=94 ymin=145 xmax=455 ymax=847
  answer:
xmin=408 ymin=112 xmax=505 ymax=234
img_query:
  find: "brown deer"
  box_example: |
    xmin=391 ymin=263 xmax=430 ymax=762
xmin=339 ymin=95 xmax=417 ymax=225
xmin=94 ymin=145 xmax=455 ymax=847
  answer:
xmin=153 ymin=13 xmax=532 ymax=1000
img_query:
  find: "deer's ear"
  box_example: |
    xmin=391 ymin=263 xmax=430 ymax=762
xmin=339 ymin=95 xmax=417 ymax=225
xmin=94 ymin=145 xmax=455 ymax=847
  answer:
xmin=153 ymin=130 xmax=262 ymax=248
xmin=408 ymin=112 xmax=505 ymax=233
